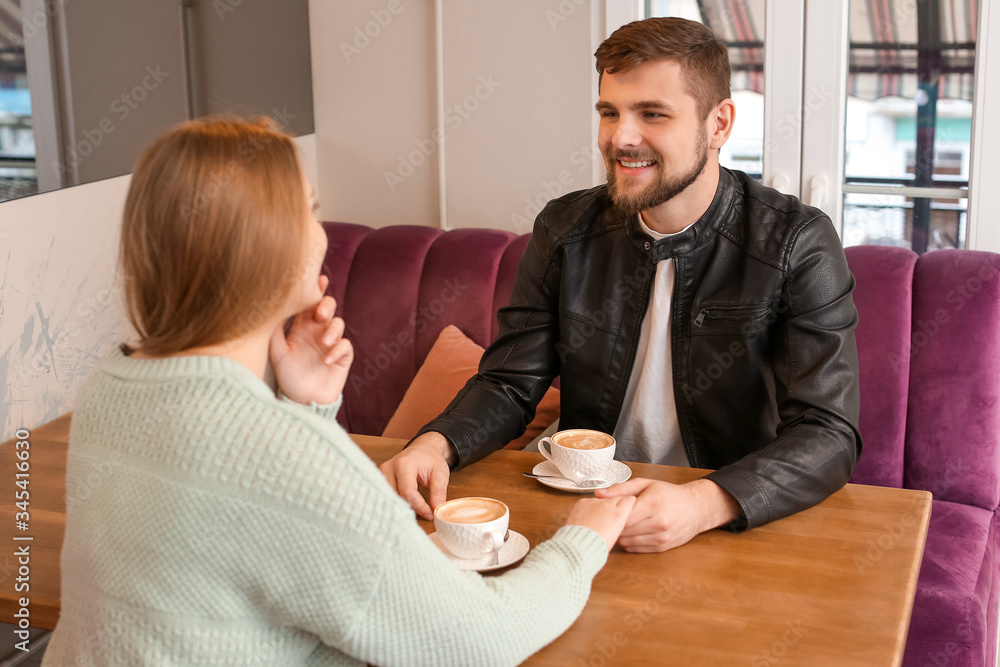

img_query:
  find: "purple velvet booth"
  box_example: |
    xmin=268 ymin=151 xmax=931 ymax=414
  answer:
xmin=322 ymin=222 xmax=1000 ymax=666
xmin=847 ymin=246 xmax=1000 ymax=667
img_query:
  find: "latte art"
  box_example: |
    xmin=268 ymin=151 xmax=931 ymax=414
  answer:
xmin=553 ymin=430 xmax=615 ymax=450
xmin=435 ymin=498 xmax=506 ymax=524
xmin=538 ymin=429 xmax=616 ymax=484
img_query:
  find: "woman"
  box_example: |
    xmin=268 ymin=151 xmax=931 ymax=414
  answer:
xmin=43 ymin=117 xmax=635 ymax=666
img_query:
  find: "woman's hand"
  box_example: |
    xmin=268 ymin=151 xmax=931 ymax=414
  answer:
xmin=270 ymin=275 xmax=354 ymax=405
xmin=563 ymin=495 xmax=636 ymax=552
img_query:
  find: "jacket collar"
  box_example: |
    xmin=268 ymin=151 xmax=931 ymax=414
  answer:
xmin=621 ymin=165 xmax=737 ymax=260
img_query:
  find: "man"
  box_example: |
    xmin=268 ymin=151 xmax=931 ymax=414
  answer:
xmin=380 ymin=17 xmax=861 ymax=552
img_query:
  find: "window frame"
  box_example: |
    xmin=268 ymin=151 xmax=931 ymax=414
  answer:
xmin=610 ymin=0 xmax=997 ymax=252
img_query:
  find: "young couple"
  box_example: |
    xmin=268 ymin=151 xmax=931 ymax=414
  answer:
xmin=45 ymin=17 xmax=859 ymax=666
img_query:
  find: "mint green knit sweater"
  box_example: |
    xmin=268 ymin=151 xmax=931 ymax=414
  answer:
xmin=42 ymin=345 xmax=607 ymax=666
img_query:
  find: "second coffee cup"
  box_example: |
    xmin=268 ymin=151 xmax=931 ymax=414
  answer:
xmin=538 ymin=429 xmax=616 ymax=484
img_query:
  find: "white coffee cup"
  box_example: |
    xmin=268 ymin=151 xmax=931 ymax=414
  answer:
xmin=538 ymin=429 xmax=616 ymax=483
xmin=433 ymin=497 xmax=509 ymax=560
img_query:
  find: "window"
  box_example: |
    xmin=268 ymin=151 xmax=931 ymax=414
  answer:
xmin=842 ymin=0 xmax=977 ymax=253
xmin=646 ymin=0 xmax=766 ymax=181
xmin=0 ymin=2 xmax=36 ymax=203
xmin=629 ymin=0 xmax=997 ymax=253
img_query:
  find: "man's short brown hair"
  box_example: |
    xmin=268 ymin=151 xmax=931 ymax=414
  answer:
xmin=120 ymin=116 xmax=310 ymax=355
xmin=595 ymin=17 xmax=731 ymax=118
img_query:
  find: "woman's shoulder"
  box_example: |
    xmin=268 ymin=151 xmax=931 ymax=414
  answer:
xmin=72 ymin=349 xmax=410 ymax=527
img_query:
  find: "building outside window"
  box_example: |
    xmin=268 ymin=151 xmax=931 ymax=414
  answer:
xmin=0 ymin=0 xmax=36 ymax=203
xmin=646 ymin=0 xmax=978 ymax=254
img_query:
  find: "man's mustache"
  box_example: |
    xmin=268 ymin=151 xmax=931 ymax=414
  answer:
xmin=607 ymin=150 xmax=661 ymax=163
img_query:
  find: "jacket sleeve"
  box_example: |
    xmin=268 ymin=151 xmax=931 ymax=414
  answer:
xmin=416 ymin=216 xmax=564 ymax=469
xmin=705 ymin=215 xmax=863 ymax=530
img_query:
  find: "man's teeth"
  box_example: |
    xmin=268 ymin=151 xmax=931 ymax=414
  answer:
xmin=619 ymin=159 xmax=654 ymax=168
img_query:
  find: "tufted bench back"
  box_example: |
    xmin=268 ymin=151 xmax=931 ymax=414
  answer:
xmin=324 ymin=223 xmax=1000 ymax=511
xmin=847 ymin=246 xmax=1000 ymax=510
xmin=321 ymin=222 xmax=528 ymax=436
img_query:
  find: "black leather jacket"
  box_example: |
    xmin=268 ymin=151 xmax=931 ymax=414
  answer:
xmin=420 ymin=167 xmax=861 ymax=530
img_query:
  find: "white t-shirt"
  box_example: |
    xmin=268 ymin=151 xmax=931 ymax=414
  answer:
xmin=613 ymin=214 xmax=693 ymax=466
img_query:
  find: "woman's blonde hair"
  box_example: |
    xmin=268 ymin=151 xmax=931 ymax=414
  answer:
xmin=120 ymin=116 xmax=310 ymax=355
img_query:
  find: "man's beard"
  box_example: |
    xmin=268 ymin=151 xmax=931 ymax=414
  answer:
xmin=605 ymin=131 xmax=710 ymax=215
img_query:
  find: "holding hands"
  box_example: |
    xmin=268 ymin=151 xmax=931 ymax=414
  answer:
xmin=270 ymin=275 xmax=354 ymax=406
xmin=564 ymin=495 xmax=637 ymax=552
xmin=596 ymin=477 xmax=742 ymax=552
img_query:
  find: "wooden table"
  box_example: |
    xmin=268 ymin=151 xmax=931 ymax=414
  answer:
xmin=2 ymin=415 xmax=931 ymax=666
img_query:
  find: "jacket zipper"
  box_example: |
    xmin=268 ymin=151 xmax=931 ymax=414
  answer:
xmin=672 ymin=256 xmax=699 ymax=467
xmin=694 ymin=304 xmax=771 ymax=327
xmin=611 ymin=259 xmax=657 ymax=433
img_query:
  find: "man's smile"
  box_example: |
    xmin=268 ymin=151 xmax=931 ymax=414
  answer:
xmin=614 ymin=156 xmax=659 ymax=175
xmin=618 ymin=159 xmax=656 ymax=169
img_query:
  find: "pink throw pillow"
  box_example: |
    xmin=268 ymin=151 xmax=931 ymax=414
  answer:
xmin=381 ymin=325 xmax=560 ymax=450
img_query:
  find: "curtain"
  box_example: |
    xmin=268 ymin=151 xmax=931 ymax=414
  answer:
xmin=694 ymin=0 xmax=976 ymax=101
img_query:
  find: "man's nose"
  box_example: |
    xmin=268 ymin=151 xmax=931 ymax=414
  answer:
xmin=611 ymin=116 xmax=642 ymax=150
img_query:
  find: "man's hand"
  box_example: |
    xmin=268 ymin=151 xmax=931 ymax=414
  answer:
xmin=270 ymin=275 xmax=354 ymax=406
xmin=380 ymin=432 xmax=457 ymax=520
xmin=595 ymin=477 xmax=742 ymax=552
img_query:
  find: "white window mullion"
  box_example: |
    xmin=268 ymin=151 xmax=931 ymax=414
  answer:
xmin=605 ymin=0 xmax=643 ymax=36
xmin=21 ymin=0 xmax=64 ymax=193
xmin=596 ymin=1 xmax=645 ymax=186
xmin=762 ymin=0 xmax=805 ymax=197
xmin=967 ymin=0 xmax=999 ymax=252
xmin=800 ymin=0 xmax=850 ymax=235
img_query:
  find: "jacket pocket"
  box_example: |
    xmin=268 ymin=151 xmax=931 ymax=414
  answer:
xmin=690 ymin=302 xmax=774 ymax=336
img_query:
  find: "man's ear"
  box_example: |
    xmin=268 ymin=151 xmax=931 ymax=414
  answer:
xmin=709 ymin=98 xmax=736 ymax=150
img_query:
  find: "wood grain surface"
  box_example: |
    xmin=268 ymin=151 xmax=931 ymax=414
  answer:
xmin=1 ymin=418 xmax=930 ymax=666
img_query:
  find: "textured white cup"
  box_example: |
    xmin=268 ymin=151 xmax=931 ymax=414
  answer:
xmin=538 ymin=429 xmax=616 ymax=483
xmin=433 ymin=497 xmax=509 ymax=560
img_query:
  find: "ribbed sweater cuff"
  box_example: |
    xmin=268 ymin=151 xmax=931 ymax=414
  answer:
xmin=548 ymin=525 xmax=608 ymax=576
xmin=278 ymin=391 xmax=343 ymax=422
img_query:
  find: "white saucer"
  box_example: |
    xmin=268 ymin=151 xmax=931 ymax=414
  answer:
xmin=430 ymin=530 xmax=529 ymax=572
xmin=531 ymin=460 xmax=632 ymax=492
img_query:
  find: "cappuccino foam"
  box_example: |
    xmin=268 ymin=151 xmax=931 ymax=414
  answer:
xmin=435 ymin=498 xmax=506 ymax=524
xmin=553 ymin=430 xmax=615 ymax=451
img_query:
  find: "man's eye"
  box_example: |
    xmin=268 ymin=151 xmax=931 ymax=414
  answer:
xmin=644 ymin=112 xmax=665 ymax=118
xmin=600 ymin=111 xmax=618 ymax=118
